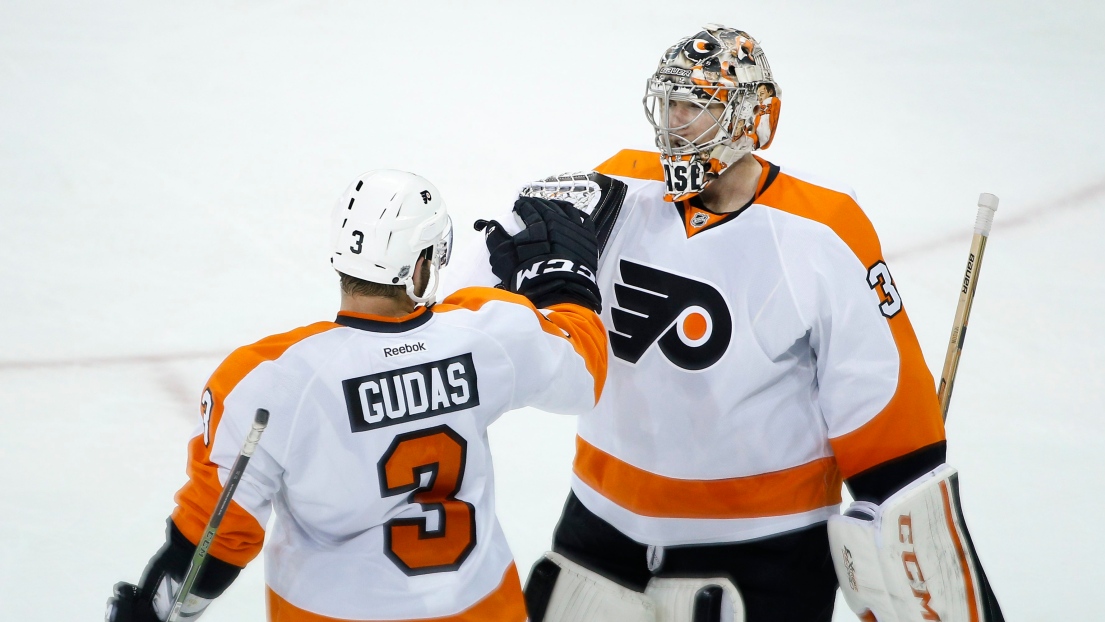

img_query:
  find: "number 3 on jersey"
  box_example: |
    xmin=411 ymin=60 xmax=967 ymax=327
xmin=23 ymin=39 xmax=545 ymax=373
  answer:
xmin=377 ymin=425 xmax=477 ymax=575
xmin=867 ymin=261 xmax=902 ymax=318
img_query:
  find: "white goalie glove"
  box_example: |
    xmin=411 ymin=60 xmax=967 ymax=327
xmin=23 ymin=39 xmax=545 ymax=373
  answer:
xmin=520 ymin=172 xmax=605 ymax=214
xmin=519 ymin=172 xmax=629 ymax=259
xmin=828 ymin=464 xmax=990 ymax=622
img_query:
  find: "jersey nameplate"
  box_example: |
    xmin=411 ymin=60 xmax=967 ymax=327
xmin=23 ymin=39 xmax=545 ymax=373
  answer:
xmin=343 ymin=353 xmax=480 ymax=432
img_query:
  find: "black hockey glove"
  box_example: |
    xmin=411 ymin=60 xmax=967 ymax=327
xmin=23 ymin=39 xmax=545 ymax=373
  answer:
xmin=105 ymin=520 xmax=242 ymax=622
xmin=475 ymin=197 xmax=601 ymax=311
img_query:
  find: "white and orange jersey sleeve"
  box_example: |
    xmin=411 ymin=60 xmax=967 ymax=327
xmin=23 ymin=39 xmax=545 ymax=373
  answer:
xmin=435 ymin=287 xmax=608 ymax=410
xmin=171 ymin=321 xmax=341 ymax=567
xmin=761 ymin=169 xmax=946 ymax=480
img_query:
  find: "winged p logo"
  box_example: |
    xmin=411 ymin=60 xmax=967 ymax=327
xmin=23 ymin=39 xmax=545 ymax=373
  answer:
xmin=609 ymin=259 xmax=731 ymax=370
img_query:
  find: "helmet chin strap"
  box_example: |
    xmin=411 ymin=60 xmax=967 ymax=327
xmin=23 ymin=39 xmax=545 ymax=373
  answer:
xmin=405 ymin=261 xmax=441 ymax=307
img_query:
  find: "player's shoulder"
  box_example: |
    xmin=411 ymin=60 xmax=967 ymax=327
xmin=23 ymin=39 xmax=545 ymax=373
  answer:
xmin=435 ymin=286 xmax=542 ymax=321
xmin=435 ymin=286 xmax=583 ymax=343
xmin=208 ymin=320 xmax=342 ymax=395
xmin=764 ymin=163 xmax=862 ymax=216
xmin=758 ymin=162 xmax=883 ymax=266
xmin=593 ymin=149 xmax=666 ymax=183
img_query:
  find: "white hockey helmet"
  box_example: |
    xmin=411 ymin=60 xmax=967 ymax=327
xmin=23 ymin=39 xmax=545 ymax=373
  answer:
xmin=644 ymin=25 xmax=782 ymax=202
xmin=330 ymin=170 xmax=453 ymax=305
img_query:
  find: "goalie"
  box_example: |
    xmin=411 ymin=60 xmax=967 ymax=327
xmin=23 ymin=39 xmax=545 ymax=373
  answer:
xmin=472 ymin=25 xmax=1005 ymax=622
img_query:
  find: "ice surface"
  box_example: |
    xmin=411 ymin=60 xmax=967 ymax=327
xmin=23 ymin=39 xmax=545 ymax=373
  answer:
xmin=2 ymin=1 xmax=1103 ymax=619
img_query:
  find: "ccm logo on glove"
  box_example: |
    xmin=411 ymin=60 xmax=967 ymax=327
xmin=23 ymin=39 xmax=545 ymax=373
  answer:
xmin=516 ymin=259 xmax=597 ymax=290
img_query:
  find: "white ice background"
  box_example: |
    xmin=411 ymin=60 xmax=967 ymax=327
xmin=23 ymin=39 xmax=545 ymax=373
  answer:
xmin=2 ymin=1 xmax=1103 ymax=620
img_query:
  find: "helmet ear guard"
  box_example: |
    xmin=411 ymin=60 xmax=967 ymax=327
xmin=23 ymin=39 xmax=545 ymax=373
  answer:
xmin=405 ymin=218 xmax=453 ymax=306
xmin=643 ymin=26 xmax=781 ymax=202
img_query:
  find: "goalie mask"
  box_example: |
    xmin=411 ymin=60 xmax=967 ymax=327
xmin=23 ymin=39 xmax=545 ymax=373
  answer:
xmin=330 ymin=169 xmax=453 ymax=306
xmin=644 ymin=25 xmax=782 ymax=202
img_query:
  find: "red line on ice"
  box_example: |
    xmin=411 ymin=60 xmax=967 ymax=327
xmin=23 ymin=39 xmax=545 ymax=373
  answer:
xmin=888 ymin=175 xmax=1105 ymax=262
xmin=2 ymin=176 xmax=1103 ymax=372
xmin=0 ymin=350 xmax=226 ymax=371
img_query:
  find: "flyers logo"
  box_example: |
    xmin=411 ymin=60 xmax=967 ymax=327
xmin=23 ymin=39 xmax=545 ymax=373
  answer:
xmin=683 ymin=33 xmax=720 ymax=61
xmin=609 ymin=260 xmax=731 ymax=370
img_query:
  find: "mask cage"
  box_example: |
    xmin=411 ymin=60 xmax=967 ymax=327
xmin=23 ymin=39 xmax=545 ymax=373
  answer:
xmin=643 ymin=78 xmax=753 ymax=161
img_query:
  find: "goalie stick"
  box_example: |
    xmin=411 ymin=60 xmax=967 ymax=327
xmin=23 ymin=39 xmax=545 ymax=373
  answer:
xmin=937 ymin=193 xmax=998 ymax=421
xmin=166 ymin=408 xmax=270 ymax=622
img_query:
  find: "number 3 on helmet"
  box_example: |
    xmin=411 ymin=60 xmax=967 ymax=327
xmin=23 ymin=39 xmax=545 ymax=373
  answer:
xmin=330 ymin=169 xmax=453 ymax=305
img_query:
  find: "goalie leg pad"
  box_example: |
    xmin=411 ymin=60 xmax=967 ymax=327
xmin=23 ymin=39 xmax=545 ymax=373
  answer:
xmin=525 ymin=552 xmax=657 ymax=622
xmin=644 ymin=576 xmax=746 ymax=622
xmin=829 ymin=464 xmax=989 ymax=621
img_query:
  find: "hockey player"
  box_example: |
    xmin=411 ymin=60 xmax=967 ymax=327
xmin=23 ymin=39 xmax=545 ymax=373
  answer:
xmin=105 ymin=170 xmax=607 ymax=622
xmin=494 ymin=25 xmax=1004 ymax=622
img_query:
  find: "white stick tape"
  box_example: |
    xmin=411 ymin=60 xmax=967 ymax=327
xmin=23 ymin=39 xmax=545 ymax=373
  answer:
xmin=974 ymin=193 xmax=999 ymax=236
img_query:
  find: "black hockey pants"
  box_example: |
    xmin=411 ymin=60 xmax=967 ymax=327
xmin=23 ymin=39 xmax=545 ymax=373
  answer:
xmin=528 ymin=492 xmax=838 ymax=622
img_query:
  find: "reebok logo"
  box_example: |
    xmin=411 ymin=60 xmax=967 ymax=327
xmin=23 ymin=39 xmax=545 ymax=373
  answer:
xmin=515 ymin=259 xmax=596 ymax=290
xmin=609 ymin=259 xmax=731 ymax=370
xmin=384 ymin=342 xmax=426 ymax=357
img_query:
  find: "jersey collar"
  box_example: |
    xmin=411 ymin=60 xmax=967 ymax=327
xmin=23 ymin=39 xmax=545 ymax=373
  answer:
xmin=335 ymin=306 xmax=433 ymax=333
xmin=676 ymin=157 xmax=780 ymax=238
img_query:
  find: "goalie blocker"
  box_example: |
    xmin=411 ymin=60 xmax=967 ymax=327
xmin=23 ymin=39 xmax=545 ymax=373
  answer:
xmin=829 ymin=465 xmax=1003 ymax=621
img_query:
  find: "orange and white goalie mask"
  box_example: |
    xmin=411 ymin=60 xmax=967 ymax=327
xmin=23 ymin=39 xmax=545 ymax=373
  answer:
xmin=644 ymin=25 xmax=782 ymax=202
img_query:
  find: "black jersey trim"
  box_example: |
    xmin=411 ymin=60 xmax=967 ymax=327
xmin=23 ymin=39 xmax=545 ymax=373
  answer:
xmin=588 ymin=173 xmax=629 ymax=256
xmin=335 ymin=309 xmax=433 ymax=333
xmin=845 ymin=441 xmax=947 ymax=504
xmin=762 ymin=160 xmax=780 ymax=193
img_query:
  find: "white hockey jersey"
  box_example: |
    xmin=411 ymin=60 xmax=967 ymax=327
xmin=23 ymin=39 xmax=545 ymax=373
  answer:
xmin=171 ymin=288 xmax=607 ymax=622
xmin=509 ymin=150 xmax=947 ymax=547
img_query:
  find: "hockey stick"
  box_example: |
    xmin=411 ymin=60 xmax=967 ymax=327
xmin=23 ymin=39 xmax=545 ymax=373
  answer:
xmin=166 ymin=408 xmax=270 ymax=622
xmin=937 ymin=194 xmax=999 ymax=421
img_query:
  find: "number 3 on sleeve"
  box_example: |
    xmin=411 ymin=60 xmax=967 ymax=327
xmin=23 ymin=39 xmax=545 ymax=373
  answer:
xmin=867 ymin=261 xmax=902 ymax=318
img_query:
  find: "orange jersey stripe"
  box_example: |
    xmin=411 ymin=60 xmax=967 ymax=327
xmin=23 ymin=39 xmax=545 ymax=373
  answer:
xmin=594 ymin=149 xmax=665 ymax=182
xmin=573 ymin=436 xmax=842 ymax=519
xmin=437 ymin=287 xmax=608 ymax=403
xmin=758 ymin=173 xmax=946 ymax=479
xmin=266 ymin=563 xmax=526 ymax=622
xmin=172 ymin=321 xmax=341 ymax=567
xmin=543 ymin=302 xmax=609 ymax=402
